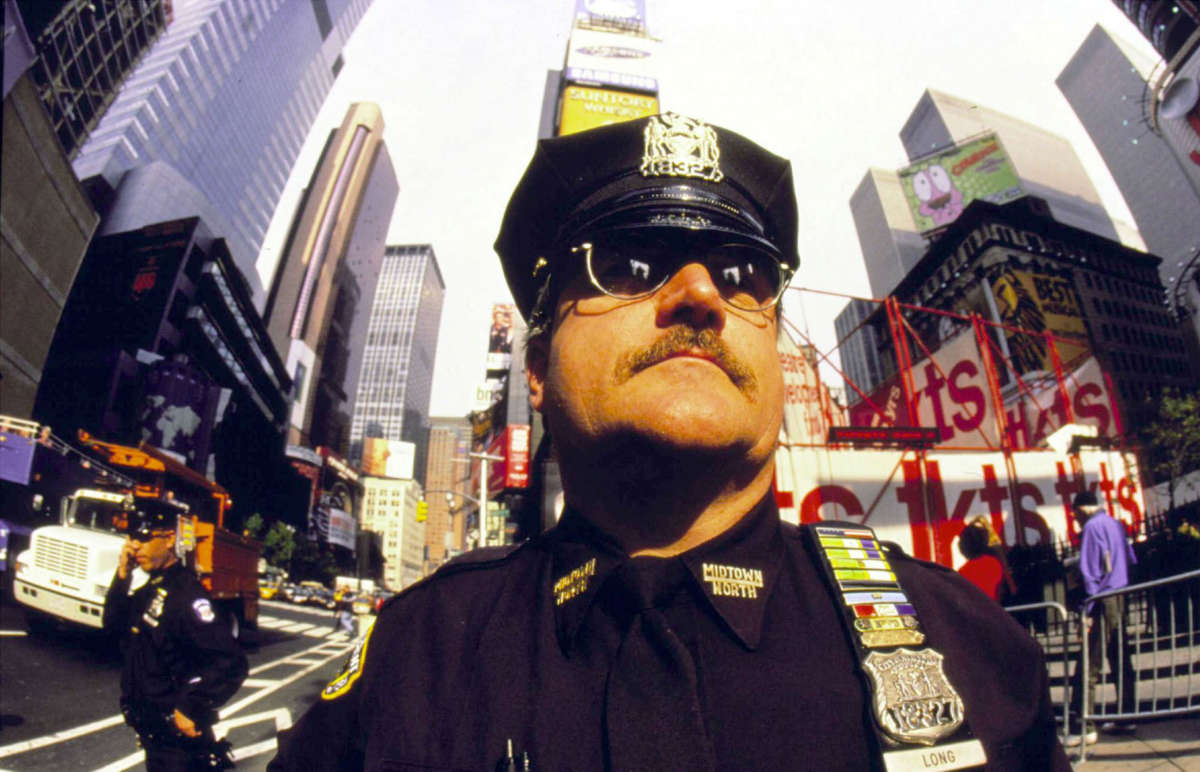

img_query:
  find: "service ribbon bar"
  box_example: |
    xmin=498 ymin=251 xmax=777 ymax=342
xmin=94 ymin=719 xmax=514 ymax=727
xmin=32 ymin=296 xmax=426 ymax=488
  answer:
xmin=807 ymin=523 xmax=986 ymax=772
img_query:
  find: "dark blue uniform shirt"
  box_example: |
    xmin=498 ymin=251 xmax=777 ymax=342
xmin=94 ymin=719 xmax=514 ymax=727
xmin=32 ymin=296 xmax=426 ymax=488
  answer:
xmin=105 ymin=560 xmax=247 ymax=723
xmin=271 ymin=499 xmax=1067 ymax=770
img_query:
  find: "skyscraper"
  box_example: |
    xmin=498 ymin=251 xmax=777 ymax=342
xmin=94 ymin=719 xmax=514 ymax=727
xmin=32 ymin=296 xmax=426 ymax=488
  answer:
xmin=833 ymin=298 xmax=887 ymax=402
xmin=841 ymin=89 xmax=1125 ymax=401
xmin=424 ymin=415 xmax=473 ymax=570
xmin=1058 ymin=24 xmax=1200 ymax=304
xmin=900 ymin=90 xmax=1119 ymax=242
xmin=262 ymin=102 xmax=398 ymax=458
xmin=71 ymin=0 xmax=373 ymax=298
xmin=1 ymin=0 xmax=100 ymax=417
xmin=18 ymin=0 xmax=168 ymax=159
xmin=348 ymin=245 xmax=446 ymax=483
xmin=360 ymin=475 xmax=425 ymax=590
xmin=849 ymin=169 xmax=927 ymax=299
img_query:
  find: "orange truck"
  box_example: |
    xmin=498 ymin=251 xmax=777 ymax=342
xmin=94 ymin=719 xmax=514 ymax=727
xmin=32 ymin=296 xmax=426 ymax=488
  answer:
xmin=13 ymin=429 xmax=260 ymax=637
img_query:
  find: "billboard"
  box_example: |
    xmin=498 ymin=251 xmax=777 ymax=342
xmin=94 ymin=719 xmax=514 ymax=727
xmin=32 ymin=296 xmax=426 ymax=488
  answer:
xmin=486 ymin=303 xmax=515 ymax=372
xmin=0 ymin=428 xmax=37 ymax=486
xmin=778 ymin=332 xmax=845 ymax=445
xmin=486 ymin=425 xmax=531 ymax=496
xmin=564 ymin=26 xmax=659 ymax=95
xmin=137 ymin=356 xmax=229 ymax=477
xmin=988 ymin=267 xmax=1089 ymax=376
xmin=361 ymin=438 xmax=415 ymax=480
xmin=847 ymin=327 xmax=1116 ymax=450
xmin=898 ymin=134 xmax=1022 ymax=233
xmin=774 ymin=445 xmax=1143 ymax=568
xmin=573 ymin=0 xmax=647 ymax=30
xmin=315 ymin=491 xmax=357 ymax=551
xmin=558 ymin=85 xmax=659 ymax=136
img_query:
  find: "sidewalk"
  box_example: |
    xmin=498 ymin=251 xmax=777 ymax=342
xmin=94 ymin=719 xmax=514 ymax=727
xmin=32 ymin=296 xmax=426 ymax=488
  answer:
xmin=1064 ymin=716 xmax=1200 ymax=770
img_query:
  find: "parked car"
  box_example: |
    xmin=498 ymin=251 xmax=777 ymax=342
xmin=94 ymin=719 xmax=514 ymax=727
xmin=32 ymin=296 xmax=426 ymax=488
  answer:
xmin=309 ymin=587 xmax=336 ymax=610
xmin=290 ymin=586 xmax=313 ymax=605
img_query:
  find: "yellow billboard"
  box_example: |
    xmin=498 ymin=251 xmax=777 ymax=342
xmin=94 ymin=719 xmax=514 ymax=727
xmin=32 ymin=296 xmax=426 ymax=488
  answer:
xmin=558 ymin=85 xmax=659 ymax=136
xmin=989 ymin=267 xmax=1089 ymax=376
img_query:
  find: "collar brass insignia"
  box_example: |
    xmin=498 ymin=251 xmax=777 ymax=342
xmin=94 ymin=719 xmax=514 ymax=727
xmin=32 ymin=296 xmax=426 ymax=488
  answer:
xmin=554 ymin=557 xmax=597 ymax=606
xmin=701 ymin=562 xmax=764 ymax=599
xmin=640 ymin=113 xmax=723 ymax=183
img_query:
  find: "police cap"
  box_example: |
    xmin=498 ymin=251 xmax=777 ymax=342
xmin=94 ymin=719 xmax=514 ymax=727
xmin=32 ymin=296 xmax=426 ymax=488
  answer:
xmin=1072 ymin=490 xmax=1099 ymax=509
xmin=124 ymin=498 xmax=187 ymax=539
xmin=494 ymin=113 xmax=800 ymax=321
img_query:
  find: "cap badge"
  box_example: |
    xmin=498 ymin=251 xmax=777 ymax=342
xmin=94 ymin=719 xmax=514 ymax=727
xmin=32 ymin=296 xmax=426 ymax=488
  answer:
xmin=640 ymin=113 xmax=723 ymax=183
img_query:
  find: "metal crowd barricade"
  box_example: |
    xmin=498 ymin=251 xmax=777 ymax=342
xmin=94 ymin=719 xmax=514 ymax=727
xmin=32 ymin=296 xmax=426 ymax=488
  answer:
xmin=1003 ymin=600 xmax=1074 ymax=734
xmin=1010 ymin=569 xmax=1200 ymax=763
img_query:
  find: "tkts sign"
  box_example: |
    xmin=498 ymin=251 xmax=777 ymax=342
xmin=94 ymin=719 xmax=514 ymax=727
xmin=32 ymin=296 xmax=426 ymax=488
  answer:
xmin=774 ymin=445 xmax=1143 ymax=568
xmin=847 ymin=327 xmax=1114 ymax=450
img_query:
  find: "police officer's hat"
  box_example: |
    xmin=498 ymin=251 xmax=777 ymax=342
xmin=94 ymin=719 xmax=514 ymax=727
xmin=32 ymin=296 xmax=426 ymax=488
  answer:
xmin=1072 ymin=490 xmax=1099 ymax=509
xmin=494 ymin=113 xmax=800 ymax=321
xmin=124 ymin=498 xmax=187 ymax=539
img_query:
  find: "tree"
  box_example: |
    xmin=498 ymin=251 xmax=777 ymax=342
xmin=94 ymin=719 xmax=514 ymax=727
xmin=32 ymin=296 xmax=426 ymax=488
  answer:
xmin=262 ymin=521 xmax=296 ymax=569
xmin=243 ymin=513 xmax=265 ymax=539
xmin=1141 ymin=388 xmax=1200 ymax=515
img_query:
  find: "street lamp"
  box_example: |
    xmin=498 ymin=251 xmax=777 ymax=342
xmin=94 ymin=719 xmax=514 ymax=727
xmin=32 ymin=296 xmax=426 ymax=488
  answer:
xmin=450 ymin=452 xmax=504 ymax=548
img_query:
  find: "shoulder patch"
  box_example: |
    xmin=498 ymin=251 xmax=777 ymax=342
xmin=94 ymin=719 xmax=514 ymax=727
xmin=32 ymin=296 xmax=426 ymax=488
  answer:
xmin=322 ymin=620 xmax=376 ymax=700
xmin=192 ymin=598 xmax=215 ymax=623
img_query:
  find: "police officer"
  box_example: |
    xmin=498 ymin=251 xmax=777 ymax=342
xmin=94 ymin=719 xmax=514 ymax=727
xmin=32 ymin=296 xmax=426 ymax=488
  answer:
xmin=105 ymin=499 xmax=246 ymax=770
xmin=271 ymin=114 xmax=1068 ymax=770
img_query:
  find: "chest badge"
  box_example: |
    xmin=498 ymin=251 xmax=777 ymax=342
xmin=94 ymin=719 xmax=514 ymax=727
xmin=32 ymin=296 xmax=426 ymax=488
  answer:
xmin=701 ymin=562 xmax=764 ymax=599
xmin=143 ymin=587 xmax=168 ymax=628
xmin=862 ymin=647 xmax=964 ymax=746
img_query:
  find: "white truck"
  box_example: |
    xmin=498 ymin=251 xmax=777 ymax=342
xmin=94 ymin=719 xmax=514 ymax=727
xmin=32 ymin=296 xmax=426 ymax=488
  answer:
xmin=13 ymin=488 xmax=143 ymax=631
xmin=9 ymin=428 xmax=261 ymax=637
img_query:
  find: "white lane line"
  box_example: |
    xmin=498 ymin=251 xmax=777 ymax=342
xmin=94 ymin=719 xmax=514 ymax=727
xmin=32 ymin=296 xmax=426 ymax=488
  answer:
xmin=217 ymin=641 xmax=352 ymax=719
xmin=91 ymin=748 xmax=144 ymax=772
xmin=280 ymin=622 xmax=315 ymax=633
xmin=0 ymin=636 xmax=352 ymax=760
xmin=0 ymin=715 xmax=124 ymax=758
xmin=230 ymin=737 xmax=280 ymax=762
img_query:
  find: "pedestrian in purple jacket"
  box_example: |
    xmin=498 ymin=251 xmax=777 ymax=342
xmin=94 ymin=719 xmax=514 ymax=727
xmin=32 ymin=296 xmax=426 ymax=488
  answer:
xmin=1067 ymin=489 xmax=1138 ymax=746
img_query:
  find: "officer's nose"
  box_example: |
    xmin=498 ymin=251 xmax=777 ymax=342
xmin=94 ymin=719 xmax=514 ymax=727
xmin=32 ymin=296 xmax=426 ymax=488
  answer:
xmin=654 ymin=262 xmax=726 ymax=332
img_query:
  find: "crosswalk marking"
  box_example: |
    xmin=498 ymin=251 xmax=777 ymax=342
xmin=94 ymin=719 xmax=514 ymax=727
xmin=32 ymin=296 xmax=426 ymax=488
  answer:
xmin=258 ymin=615 xmax=360 ymax=641
xmin=256 ymin=617 xmax=290 ymax=629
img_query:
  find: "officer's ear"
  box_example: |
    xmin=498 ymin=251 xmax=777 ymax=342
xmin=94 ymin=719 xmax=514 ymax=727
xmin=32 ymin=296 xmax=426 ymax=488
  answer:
xmin=526 ymin=332 xmax=548 ymax=412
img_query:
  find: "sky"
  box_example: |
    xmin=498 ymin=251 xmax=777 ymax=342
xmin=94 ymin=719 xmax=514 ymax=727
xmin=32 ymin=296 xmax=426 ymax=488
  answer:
xmin=253 ymin=0 xmax=1161 ymax=418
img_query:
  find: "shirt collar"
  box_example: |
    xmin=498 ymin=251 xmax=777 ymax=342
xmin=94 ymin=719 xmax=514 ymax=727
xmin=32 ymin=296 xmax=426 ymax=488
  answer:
xmin=549 ymin=494 xmax=785 ymax=654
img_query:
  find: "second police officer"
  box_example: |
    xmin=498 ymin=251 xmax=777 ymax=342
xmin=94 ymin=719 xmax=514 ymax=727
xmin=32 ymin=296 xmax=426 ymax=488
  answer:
xmin=105 ymin=498 xmax=247 ymax=771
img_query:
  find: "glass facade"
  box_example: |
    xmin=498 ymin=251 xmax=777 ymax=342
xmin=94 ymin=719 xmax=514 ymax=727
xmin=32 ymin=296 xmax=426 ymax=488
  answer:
xmin=349 ymin=245 xmax=446 ymax=484
xmin=71 ymin=0 xmax=373 ymax=296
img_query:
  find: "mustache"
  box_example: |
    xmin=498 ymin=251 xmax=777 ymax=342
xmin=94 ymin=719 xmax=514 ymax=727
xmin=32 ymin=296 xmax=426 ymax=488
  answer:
xmin=616 ymin=326 xmax=757 ymax=394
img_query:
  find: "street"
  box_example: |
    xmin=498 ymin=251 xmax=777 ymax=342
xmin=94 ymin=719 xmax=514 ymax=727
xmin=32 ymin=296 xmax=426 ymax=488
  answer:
xmin=0 ymin=596 xmax=358 ymax=771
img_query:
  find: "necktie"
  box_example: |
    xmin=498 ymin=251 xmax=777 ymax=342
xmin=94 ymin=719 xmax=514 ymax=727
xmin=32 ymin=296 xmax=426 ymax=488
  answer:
xmin=603 ymin=558 xmax=716 ymax=772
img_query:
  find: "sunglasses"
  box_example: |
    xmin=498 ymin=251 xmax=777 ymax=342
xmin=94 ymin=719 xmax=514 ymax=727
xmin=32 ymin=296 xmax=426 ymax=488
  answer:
xmin=569 ymin=234 xmax=793 ymax=312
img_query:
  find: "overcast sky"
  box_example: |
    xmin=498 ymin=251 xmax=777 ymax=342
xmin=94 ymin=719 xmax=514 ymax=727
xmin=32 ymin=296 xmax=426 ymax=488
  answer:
xmin=253 ymin=0 xmax=1160 ymax=418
